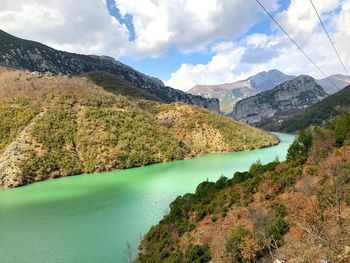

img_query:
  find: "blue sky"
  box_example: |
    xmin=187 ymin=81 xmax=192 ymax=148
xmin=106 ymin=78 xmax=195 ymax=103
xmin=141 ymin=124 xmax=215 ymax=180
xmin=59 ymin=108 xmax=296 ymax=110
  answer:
xmin=1 ymin=0 xmax=347 ymax=90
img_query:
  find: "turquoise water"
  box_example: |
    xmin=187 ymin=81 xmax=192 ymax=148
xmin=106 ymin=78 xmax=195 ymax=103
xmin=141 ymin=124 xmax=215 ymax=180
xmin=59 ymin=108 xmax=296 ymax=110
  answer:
xmin=0 ymin=133 xmax=294 ymax=263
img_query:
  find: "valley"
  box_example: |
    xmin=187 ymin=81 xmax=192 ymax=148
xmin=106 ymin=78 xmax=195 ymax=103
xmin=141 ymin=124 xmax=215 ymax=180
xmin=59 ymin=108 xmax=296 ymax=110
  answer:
xmin=0 ymin=2 xmax=350 ymax=262
xmin=0 ymin=133 xmax=294 ymax=263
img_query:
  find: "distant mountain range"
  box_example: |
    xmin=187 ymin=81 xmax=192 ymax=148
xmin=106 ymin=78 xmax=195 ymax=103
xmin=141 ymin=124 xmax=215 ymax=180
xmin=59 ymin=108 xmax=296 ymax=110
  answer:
xmin=316 ymin=74 xmax=350 ymax=95
xmin=189 ymin=69 xmax=295 ymax=113
xmin=189 ymin=69 xmax=350 ymax=113
xmin=0 ymin=30 xmax=219 ymax=112
xmin=232 ymin=75 xmax=327 ymax=129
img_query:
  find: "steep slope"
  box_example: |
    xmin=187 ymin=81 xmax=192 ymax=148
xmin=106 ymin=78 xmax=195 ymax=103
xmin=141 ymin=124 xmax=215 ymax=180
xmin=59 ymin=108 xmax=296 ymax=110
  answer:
xmin=232 ymin=75 xmax=327 ymax=129
xmin=189 ymin=70 xmax=295 ymax=113
xmin=0 ymin=30 xmax=219 ymax=112
xmin=316 ymin=74 xmax=350 ymax=94
xmin=0 ymin=67 xmax=278 ymax=188
xmin=138 ymin=116 xmax=350 ymax=263
xmin=278 ymin=85 xmax=350 ymax=132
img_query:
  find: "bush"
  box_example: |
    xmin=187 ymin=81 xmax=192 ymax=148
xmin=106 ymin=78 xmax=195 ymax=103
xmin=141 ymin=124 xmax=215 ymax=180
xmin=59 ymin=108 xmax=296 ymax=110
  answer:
xmin=231 ymin=171 xmax=252 ymax=184
xmin=329 ymin=113 xmax=350 ymax=146
xmin=226 ymin=226 xmax=250 ymax=260
xmin=185 ymin=244 xmax=212 ymax=263
xmin=287 ymin=130 xmax=313 ymax=162
xmin=271 ymin=201 xmax=287 ymax=217
xmin=266 ymin=216 xmax=289 ymax=243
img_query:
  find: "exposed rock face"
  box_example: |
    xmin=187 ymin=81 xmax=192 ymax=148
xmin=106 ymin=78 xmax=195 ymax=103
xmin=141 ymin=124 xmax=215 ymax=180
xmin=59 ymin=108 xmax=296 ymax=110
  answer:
xmin=232 ymin=75 xmax=327 ymax=128
xmin=189 ymin=69 xmax=295 ymax=113
xmin=0 ymin=30 xmax=219 ymax=112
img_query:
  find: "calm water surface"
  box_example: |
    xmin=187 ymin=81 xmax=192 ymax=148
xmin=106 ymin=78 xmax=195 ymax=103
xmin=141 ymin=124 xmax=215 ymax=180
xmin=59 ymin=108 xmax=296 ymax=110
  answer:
xmin=0 ymin=133 xmax=294 ymax=263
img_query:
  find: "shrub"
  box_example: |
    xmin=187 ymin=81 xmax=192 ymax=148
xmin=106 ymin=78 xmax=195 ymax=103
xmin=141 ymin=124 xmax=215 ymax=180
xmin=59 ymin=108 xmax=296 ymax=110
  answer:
xmin=185 ymin=244 xmax=212 ymax=263
xmin=286 ymin=130 xmax=313 ymax=162
xmin=271 ymin=201 xmax=287 ymax=217
xmin=329 ymin=113 xmax=350 ymax=146
xmin=226 ymin=226 xmax=250 ymax=260
xmin=266 ymin=216 xmax=289 ymax=243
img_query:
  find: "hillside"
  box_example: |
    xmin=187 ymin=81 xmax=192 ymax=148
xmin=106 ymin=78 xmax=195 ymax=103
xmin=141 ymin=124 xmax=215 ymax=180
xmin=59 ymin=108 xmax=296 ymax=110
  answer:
xmin=0 ymin=67 xmax=278 ymax=188
xmin=278 ymin=85 xmax=350 ymax=132
xmin=232 ymin=75 xmax=327 ymax=129
xmin=189 ymin=70 xmax=295 ymax=113
xmin=0 ymin=30 xmax=219 ymax=112
xmin=137 ymin=114 xmax=350 ymax=263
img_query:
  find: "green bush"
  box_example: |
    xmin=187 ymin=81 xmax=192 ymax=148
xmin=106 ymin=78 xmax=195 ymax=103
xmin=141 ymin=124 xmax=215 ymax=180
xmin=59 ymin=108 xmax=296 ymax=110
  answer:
xmin=266 ymin=216 xmax=289 ymax=243
xmin=185 ymin=244 xmax=212 ymax=263
xmin=271 ymin=201 xmax=287 ymax=217
xmin=286 ymin=130 xmax=313 ymax=162
xmin=329 ymin=113 xmax=350 ymax=146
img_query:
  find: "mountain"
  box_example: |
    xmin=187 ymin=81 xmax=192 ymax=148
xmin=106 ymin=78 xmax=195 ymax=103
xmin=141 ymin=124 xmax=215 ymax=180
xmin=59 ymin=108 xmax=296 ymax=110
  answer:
xmin=189 ymin=69 xmax=295 ymax=113
xmin=316 ymin=74 xmax=350 ymax=95
xmin=278 ymin=84 xmax=350 ymax=132
xmin=0 ymin=29 xmax=219 ymax=112
xmin=138 ymin=115 xmax=350 ymax=262
xmin=0 ymin=67 xmax=278 ymax=188
xmin=248 ymin=69 xmax=296 ymax=92
xmin=232 ymin=75 xmax=327 ymax=129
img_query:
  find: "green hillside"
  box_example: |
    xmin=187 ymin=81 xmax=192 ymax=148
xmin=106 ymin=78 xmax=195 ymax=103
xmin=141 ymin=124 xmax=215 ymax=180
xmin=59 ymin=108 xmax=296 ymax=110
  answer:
xmin=279 ymin=85 xmax=350 ymax=132
xmin=138 ymin=114 xmax=350 ymax=263
xmin=0 ymin=67 xmax=278 ymax=188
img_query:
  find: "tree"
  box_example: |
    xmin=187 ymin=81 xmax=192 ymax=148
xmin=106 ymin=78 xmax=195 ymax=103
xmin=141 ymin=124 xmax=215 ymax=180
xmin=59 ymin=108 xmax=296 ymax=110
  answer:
xmin=286 ymin=130 xmax=313 ymax=162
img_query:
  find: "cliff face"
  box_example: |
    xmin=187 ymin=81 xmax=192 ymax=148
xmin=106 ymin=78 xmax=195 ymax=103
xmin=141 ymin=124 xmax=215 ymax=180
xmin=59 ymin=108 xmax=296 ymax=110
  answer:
xmin=232 ymin=75 xmax=327 ymax=128
xmin=0 ymin=30 xmax=219 ymax=112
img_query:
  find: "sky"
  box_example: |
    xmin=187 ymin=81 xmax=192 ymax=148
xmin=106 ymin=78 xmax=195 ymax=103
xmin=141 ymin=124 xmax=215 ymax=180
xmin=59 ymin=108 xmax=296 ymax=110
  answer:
xmin=0 ymin=0 xmax=349 ymax=91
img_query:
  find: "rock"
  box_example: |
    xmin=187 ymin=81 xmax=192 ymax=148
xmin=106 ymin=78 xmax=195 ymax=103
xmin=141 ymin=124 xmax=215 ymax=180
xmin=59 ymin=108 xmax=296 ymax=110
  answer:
xmin=232 ymin=75 xmax=327 ymax=128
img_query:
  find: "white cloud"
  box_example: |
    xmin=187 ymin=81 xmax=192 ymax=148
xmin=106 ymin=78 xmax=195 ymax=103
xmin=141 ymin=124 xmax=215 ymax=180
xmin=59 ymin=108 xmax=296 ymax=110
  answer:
xmin=166 ymin=0 xmax=350 ymax=91
xmin=0 ymin=0 xmax=129 ymax=57
xmin=116 ymin=0 xmax=279 ymax=58
xmin=165 ymin=43 xmax=246 ymax=90
xmin=276 ymin=0 xmax=340 ymax=42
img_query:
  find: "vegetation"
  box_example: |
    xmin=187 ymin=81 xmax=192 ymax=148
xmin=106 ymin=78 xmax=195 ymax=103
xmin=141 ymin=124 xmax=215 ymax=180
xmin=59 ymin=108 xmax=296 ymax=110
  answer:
xmin=138 ymin=113 xmax=350 ymax=262
xmin=0 ymin=100 xmax=39 ymax=152
xmin=0 ymin=67 xmax=277 ymax=188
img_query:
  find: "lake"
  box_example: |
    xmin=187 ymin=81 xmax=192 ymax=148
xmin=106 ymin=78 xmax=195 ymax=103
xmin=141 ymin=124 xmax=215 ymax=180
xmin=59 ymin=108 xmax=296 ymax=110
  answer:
xmin=0 ymin=133 xmax=294 ymax=263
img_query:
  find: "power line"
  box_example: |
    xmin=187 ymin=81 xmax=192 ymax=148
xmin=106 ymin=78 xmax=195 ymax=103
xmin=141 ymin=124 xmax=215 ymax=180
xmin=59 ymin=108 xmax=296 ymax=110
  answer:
xmin=309 ymin=0 xmax=350 ymax=78
xmin=254 ymin=0 xmax=339 ymax=90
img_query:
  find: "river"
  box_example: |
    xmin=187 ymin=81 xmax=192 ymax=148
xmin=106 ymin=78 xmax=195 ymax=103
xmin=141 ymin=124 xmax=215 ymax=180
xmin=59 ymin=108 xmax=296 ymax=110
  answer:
xmin=0 ymin=133 xmax=294 ymax=263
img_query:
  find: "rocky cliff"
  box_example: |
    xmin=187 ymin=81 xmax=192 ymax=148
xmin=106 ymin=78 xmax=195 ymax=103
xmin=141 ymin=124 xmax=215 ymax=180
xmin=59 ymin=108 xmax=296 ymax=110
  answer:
xmin=232 ymin=75 xmax=327 ymax=128
xmin=0 ymin=30 xmax=219 ymax=112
